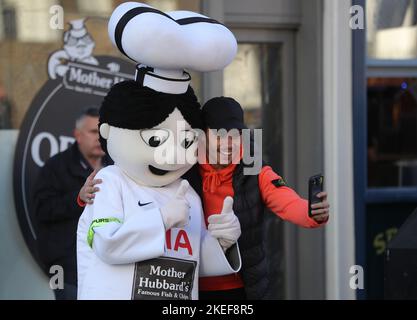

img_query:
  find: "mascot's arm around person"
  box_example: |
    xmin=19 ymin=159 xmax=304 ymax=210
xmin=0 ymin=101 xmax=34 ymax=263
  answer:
xmin=76 ymin=2 xmax=241 ymax=300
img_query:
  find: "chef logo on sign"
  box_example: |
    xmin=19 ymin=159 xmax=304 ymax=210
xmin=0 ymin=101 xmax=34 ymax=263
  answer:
xmin=48 ymin=18 xmax=99 ymax=80
xmin=47 ymin=18 xmax=130 ymax=96
xmin=13 ymin=18 xmax=134 ymax=272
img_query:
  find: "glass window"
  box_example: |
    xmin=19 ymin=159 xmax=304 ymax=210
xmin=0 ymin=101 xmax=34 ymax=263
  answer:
xmin=367 ymin=0 xmax=417 ymax=60
xmin=366 ymin=0 xmax=417 ymax=187
xmin=367 ymin=77 xmax=417 ymax=187
xmin=223 ymin=43 xmax=283 ymax=169
xmin=224 ymin=44 xmax=264 ymax=129
xmin=224 ymin=42 xmax=285 ymax=298
xmin=0 ymin=0 xmax=201 ymax=130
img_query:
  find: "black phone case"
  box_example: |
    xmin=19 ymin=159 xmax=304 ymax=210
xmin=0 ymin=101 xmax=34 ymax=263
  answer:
xmin=308 ymin=174 xmax=324 ymax=217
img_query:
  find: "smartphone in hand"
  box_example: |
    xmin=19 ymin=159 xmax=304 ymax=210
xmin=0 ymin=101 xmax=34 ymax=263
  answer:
xmin=308 ymin=174 xmax=324 ymax=217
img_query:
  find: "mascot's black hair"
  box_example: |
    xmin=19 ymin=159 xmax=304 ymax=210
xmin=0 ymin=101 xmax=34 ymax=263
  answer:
xmin=99 ymin=80 xmax=203 ymax=154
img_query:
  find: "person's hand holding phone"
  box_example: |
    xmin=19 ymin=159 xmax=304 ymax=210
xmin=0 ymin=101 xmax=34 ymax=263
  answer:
xmin=308 ymin=174 xmax=329 ymax=224
xmin=310 ymin=191 xmax=329 ymax=223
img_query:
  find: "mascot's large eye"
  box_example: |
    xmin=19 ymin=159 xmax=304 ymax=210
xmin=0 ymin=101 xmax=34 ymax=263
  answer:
xmin=180 ymin=130 xmax=197 ymax=149
xmin=140 ymin=129 xmax=170 ymax=147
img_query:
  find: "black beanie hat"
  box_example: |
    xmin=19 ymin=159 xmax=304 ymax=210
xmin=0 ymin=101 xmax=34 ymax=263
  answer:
xmin=202 ymin=96 xmax=247 ymax=130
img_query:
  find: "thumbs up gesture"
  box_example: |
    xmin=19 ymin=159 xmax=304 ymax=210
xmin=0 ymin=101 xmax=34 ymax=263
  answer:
xmin=160 ymin=180 xmax=190 ymax=230
xmin=207 ymin=197 xmax=241 ymax=252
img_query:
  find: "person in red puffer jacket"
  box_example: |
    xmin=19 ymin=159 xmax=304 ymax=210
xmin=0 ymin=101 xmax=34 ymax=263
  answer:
xmin=196 ymin=97 xmax=329 ymax=300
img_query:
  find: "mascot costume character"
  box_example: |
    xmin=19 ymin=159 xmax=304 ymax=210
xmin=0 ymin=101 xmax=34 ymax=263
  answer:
xmin=76 ymin=2 xmax=241 ymax=300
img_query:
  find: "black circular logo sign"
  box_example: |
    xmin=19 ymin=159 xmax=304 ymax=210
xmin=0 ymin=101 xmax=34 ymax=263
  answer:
xmin=13 ymin=20 xmax=134 ymax=269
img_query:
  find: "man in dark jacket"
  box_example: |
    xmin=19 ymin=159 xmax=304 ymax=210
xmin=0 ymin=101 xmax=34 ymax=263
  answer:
xmin=33 ymin=107 xmax=111 ymax=300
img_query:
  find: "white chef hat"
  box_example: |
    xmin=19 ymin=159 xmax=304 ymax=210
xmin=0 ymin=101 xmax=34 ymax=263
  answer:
xmin=108 ymin=2 xmax=237 ymax=94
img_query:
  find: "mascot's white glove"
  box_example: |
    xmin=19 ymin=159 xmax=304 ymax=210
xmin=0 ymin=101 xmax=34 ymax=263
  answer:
xmin=160 ymin=180 xmax=190 ymax=230
xmin=207 ymin=196 xmax=241 ymax=252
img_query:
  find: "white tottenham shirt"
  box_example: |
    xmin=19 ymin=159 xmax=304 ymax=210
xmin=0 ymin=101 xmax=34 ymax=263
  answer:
xmin=77 ymin=165 xmax=241 ymax=300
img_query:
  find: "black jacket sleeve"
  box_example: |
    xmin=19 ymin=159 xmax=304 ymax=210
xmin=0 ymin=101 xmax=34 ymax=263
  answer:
xmin=33 ymin=162 xmax=83 ymax=223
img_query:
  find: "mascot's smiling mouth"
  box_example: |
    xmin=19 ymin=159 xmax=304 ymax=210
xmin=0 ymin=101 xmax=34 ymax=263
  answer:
xmin=148 ymin=165 xmax=172 ymax=176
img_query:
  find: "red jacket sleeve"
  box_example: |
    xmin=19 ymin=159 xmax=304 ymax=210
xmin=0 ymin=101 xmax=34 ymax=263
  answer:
xmin=258 ymin=166 xmax=323 ymax=228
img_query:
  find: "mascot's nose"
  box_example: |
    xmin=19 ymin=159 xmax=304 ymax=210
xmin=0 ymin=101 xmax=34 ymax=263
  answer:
xmin=165 ymin=145 xmax=176 ymax=165
xmin=153 ymin=144 xmax=186 ymax=167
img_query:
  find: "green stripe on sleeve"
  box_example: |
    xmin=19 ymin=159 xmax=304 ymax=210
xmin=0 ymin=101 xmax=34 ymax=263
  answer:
xmin=87 ymin=217 xmax=122 ymax=248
